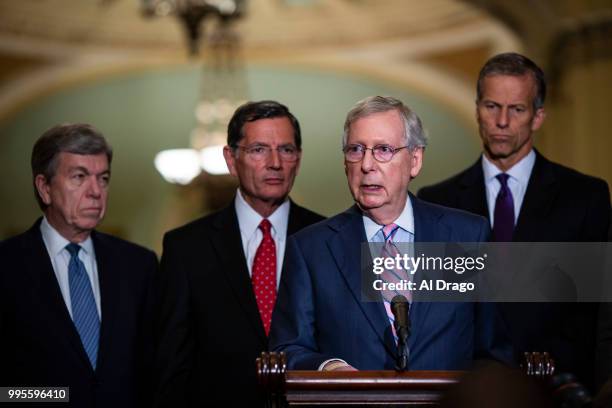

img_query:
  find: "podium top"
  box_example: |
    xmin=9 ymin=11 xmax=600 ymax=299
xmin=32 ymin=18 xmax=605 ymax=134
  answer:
xmin=285 ymin=370 xmax=463 ymax=390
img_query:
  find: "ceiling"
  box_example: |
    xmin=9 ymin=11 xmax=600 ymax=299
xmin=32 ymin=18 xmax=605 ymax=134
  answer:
xmin=0 ymin=1 xmax=608 ymax=54
xmin=0 ymin=0 xmax=488 ymax=51
xmin=0 ymin=0 xmax=513 ymax=121
xmin=0 ymin=0 xmax=609 ymax=123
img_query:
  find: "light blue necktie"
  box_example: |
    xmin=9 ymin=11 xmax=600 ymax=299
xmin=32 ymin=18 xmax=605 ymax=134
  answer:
xmin=66 ymin=243 xmax=100 ymax=369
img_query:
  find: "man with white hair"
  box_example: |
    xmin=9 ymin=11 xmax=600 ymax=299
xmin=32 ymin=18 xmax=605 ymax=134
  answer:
xmin=270 ymin=96 xmax=512 ymax=371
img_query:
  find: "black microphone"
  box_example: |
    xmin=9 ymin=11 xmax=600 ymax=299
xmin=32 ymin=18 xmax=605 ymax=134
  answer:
xmin=391 ymin=295 xmax=411 ymax=371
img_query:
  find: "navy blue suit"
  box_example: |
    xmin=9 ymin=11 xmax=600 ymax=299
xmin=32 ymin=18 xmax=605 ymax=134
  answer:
xmin=0 ymin=219 xmax=157 ymax=408
xmin=270 ymin=195 xmax=513 ymax=370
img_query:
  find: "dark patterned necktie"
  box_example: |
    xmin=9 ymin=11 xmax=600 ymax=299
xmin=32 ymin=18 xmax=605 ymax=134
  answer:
xmin=66 ymin=243 xmax=100 ymax=369
xmin=251 ymin=219 xmax=277 ymax=335
xmin=492 ymin=173 xmax=515 ymax=242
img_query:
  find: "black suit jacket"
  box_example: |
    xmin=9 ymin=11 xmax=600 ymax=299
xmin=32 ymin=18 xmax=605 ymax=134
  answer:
xmin=418 ymin=150 xmax=611 ymax=388
xmin=0 ymin=219 xmax=158 ymax=408
xmin=153 ymin=200 xmax=324 ymax=407
xmin=418 ymin=150 xmax=610 ymax=242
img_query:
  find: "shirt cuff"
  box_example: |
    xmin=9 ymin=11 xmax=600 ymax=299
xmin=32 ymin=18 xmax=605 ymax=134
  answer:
xmin=318 ymin=358 xmax=349 ymax=371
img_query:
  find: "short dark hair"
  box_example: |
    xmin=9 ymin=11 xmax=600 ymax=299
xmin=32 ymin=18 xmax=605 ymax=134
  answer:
xmin=227 ymin=100 xmax=301 ymax=149
xmin=477 ymin=52 xmax=546 ymax=110
xmin=31 ymin=123 xmax=113 ymax=211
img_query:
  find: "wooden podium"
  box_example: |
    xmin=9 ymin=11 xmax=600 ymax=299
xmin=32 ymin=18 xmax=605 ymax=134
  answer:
xmin=256 ymin=352 xmax=554 ymax=407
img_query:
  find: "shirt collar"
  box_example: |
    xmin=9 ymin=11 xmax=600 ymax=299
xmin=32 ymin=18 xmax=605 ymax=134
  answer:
xmin=363 ymin=195 xmax=415 ymax=241
xmin=234 ymin=188 xmax=290 ymax=238
xmin=481 ymin=149 xmax=535 ymax=186
xmin=40 ymin=216 xmax=94 ymax=256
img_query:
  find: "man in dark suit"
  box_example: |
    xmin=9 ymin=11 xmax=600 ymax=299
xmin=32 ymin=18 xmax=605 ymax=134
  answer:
xmin=418 ymin=53 xmax=611 ymax=388
xmin=154 ymin=101 xmax=324 ymax=406
xmin=0 ymin=123 xmax=157 ymax=407
xmin=270 ymin=96 xmax=512 ymax=371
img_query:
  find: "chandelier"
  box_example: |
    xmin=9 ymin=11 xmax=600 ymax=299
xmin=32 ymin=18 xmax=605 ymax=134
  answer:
xmin=141 ymin=0 xmax=246 ymax=55
xmin=143 ymin=0 xmax=249 ymax=184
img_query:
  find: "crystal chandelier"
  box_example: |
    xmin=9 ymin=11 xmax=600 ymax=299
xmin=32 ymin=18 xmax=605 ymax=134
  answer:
xmin=143 ymin=0 xmax=249 ymax=184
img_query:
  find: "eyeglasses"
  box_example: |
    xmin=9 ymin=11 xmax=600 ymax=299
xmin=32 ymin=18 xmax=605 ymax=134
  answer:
xmin=343 ymin=144 xmax=410 ymax=163
xmin=235 ymin=144 xmax=300 ymax=162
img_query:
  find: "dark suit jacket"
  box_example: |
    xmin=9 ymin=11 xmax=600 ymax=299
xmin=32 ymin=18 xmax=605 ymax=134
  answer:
xmin=269 ymin=196 xmax=513 ymax=371
xmin=418 ymin=151 xmax=611 ymax=388
xmin=153 ymin=200 xmax=324 ymax=407
xmin=0 ymin=219 xmax=158 ymax=408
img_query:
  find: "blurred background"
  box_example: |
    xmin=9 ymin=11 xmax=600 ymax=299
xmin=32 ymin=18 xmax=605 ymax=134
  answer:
xmin=0 ymin=0 xmax=610 ymax=253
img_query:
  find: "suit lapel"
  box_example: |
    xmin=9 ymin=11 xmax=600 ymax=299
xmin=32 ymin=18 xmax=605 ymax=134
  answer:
xmin=412 ymin=194 xmax=447 ymax=242
xmin=24 ymin=221 xmax=94 ymax=372
xmin=212 ymin=205 xmax=267 ymax=345
xmin=457 ymin=159 xmax=489 ymax=220
xmin=326 ymin=207 xmax=397 ymax=359
xmin=514 ymin=151 xmax=559 ymax=241
xmin=410 ymin=195 xmax=450 ymax=354
xmin=92 ymin=231 xmax=120 ymax=373
xmin=287 ymin=201 xmax=306 ymax=235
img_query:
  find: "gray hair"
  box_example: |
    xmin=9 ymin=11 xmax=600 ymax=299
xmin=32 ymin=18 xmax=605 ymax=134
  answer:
xmin=477 ymin=52 xmax=546 ymax=111
xmin=343 ymin=96 xmax=427 ymax=149
xmin=31 ymin=123 xmax=113 ymax=211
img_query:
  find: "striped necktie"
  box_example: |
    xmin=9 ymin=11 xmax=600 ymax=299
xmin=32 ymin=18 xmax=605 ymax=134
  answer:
xmin=379 ymin=224 xmax=411 ymax=342
xmin=66 ymin=243 xmax=100 ymax=369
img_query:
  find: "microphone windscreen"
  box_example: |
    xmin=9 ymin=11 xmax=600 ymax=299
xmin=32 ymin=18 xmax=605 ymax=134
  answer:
xmin=390 ymin=295 xmax=410 ymax=331
xmin=391 ymin=295 xmax=408 ymax=308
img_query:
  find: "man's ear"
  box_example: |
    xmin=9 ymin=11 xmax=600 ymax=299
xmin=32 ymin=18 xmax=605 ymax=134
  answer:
xmin=531 ymin=108 xmax=546 ymax=131
xmin=409 ymin=147 xmax=424 ymax=179
xmin=34 ymin=174 xmax=52 ymax=205
xmin=223 ymin=146 xmax=238 ymax=177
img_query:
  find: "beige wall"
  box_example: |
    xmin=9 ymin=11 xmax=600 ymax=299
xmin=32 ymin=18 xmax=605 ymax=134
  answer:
xmin=539 ymin=57 xmax=612 ymax=187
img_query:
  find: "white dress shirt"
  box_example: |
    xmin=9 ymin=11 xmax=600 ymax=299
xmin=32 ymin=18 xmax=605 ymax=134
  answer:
xmin=482 ymin=149 xmax=536 ymax=227
xmin=234 ymin=189 xmax=290 ymax=288
xmin=363 ymin=195 xmax=415 ymax=244
xmin=40 ymin=216 xmax=102 ymax=319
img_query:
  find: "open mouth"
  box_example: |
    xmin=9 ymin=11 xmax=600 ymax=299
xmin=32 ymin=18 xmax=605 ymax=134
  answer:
xmin=361 ymin=184 xmax=383 ymax=192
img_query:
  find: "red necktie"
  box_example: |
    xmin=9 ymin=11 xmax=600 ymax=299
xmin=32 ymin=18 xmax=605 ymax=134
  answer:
xmin=252 ymin=219 xmax=277 ymax=335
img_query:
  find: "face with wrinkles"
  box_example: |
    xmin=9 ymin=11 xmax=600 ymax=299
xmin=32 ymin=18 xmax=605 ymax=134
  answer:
xmin=224 ymin=117 xmax=301 ymax=216
xmin=344 ymin=109 xmax=423 ymax=224
xmin=36 ymin=152 xmax=110 ymax=242
xmin=477 ymin=74 xmax=545 ymax=170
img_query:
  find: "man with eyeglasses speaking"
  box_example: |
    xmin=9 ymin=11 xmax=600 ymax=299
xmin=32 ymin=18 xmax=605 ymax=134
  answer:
xmin=154 ymin=101 xmax=324 ymax=406
xmin=269 ymin=96 xmax=512 ymax=372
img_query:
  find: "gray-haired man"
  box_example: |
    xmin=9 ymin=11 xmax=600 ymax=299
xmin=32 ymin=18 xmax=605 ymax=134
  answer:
xmin=0 ymin=123 xmax=157 ymax=407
